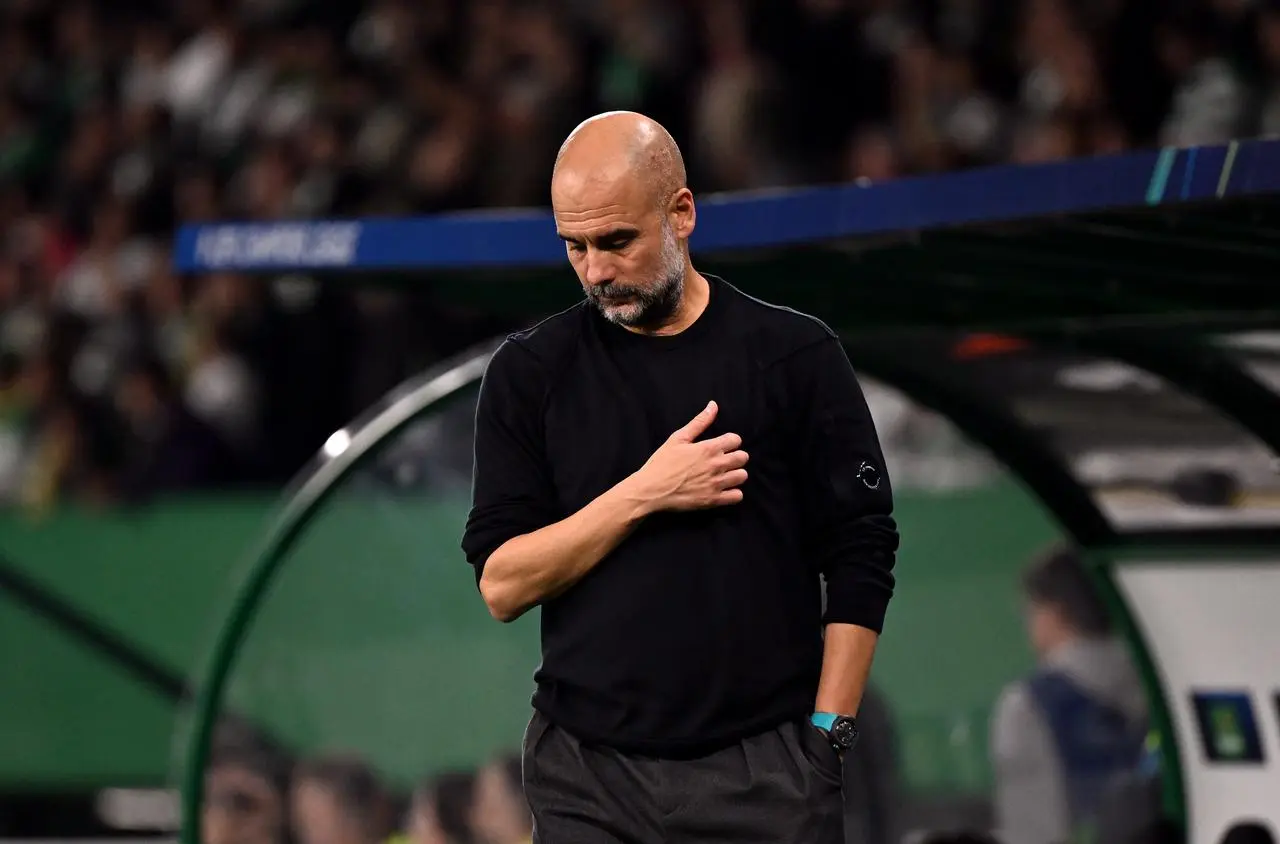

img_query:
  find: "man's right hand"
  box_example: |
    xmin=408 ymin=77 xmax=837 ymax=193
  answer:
xmin=631 ymin=401 xmax=750 ymax=512
xmin=477 ymin=401 xmax=747 ymax=621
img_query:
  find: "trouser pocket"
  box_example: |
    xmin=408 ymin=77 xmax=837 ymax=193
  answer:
xmin=521 ymin=709 xmax=553 ymax=789
xmin=794 ymin=720 xmax=845 ymax=787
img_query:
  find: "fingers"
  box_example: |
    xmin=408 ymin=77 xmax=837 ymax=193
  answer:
xmin=717 ymin=488 xmax=745 ymax=505
xmin=716 ymin=449 xmax=749 ymax=470
xmin=672 ymin=400 xmax=719 ymax=442
xmin=691 ymin=485 xmax=744 ymax=509
xmin=717 ymin=468 xmax=749 ymax=490
xmin=704 ymin=431 xmax=742 ymax=453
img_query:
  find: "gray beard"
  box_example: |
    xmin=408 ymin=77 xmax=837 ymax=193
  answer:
xmin=589 ymin=224 xmax=687 ymax=330
xmin=590 ymin=270 xmax=684 ymax=330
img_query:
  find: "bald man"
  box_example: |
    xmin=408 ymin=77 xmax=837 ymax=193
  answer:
xmin=462 ymin=112 xmax=899 ymax=843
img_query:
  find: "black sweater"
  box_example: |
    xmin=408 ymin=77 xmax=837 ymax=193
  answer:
xmin=462 ymin=275 xmax=899 ymax=757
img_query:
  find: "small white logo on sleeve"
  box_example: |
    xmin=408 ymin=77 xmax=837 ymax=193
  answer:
xmin=857 ymin=462 xmax=880 ymax=490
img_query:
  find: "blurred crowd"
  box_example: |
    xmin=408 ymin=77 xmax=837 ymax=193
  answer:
xmin=3 ymin=0 xmax=1280 ymax=512
xmin=203 ymin=723 xmax=533 ymax=844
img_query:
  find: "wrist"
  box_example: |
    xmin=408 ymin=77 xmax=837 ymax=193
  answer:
xmin=811 ymin=711 xmax=859 ymax=754
xmin=614 ymin=473 xmax=659 ymax=521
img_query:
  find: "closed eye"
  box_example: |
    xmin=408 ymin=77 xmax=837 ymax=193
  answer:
xmin=557 ymin=227 xmax=640 ymax=253
xmin=598 ymin=233 xmax=636 ymax=251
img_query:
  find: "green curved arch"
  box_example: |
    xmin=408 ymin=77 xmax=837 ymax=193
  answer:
xmin=1085 ymin=551 xmax=1187 ymax=835
xmin=178 ymin=341 xmax=498 ymax=844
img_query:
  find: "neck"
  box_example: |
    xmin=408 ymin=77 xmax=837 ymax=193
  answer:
xmin=633 ymin=267 xmax=709 ymax=337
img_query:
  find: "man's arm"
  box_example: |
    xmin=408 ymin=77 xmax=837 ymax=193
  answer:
xmin=477 ymin=478 xmax=650 ymax=622
xmin=815 ymin=624 xmax=879 ymax=716
xmin=478 ymin=400 xmax=747 ymax=621
xmin=462 ymin=339 xmax=630 ymax=622
xmin=462 ymin=344 xmax=747 ymax=622
xmin=793 ymin=335 xmax=900 ymax=717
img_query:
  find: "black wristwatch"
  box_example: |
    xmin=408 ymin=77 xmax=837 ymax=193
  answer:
xmin=811 ymin=712 xmax=859 ymax=753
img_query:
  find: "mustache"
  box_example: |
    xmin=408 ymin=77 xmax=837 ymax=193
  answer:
xmin=589 ymin=284 xmax=650 ymax=300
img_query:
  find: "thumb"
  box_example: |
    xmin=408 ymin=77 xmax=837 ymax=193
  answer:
xmin=672 ymin=401 xmax=718 ymax=442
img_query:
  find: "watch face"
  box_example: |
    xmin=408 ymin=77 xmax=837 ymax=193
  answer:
xmin=832 ymin=718 xmax=859 ymax=748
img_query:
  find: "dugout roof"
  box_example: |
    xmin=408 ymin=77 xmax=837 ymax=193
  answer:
xmin=175 ymin=139 xmax=1280 ymax=331
xmin=174 ymin=139 xmax=1280 ymax=547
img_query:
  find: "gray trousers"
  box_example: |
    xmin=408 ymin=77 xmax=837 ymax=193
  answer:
xmin=522 ymin=710 xmax=844 ymax=843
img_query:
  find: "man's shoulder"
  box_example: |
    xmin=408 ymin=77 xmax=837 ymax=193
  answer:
xmin=489 ymin=302 xmax=589 ymax=375
xmin=507 ymin=300 xmax=590 ymax=353
xmin=719 ymin=277 xmax=838 ymax=356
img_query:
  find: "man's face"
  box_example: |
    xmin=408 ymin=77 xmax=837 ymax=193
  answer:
xmin=202 ymin=765 xmax=284 ymax=844
xmin=552 ymin=167 xmax=689 ymax=331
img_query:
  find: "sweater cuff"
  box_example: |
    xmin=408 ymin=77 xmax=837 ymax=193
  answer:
xmin=823 ymin=562 xmax=894 ymax=633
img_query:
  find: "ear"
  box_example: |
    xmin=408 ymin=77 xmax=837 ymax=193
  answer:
xmin=668 ymin=187 xmax=696 ymax=240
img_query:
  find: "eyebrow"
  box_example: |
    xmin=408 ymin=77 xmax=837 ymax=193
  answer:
xmin=557 ymin=227 xmax=640 ymax=244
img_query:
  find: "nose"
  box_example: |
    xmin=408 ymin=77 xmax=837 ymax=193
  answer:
xmin=583 ymin=248 xmax=615 ymax=288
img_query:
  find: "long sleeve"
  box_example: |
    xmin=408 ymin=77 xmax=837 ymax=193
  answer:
xmin=791 ymin=335 xmax=899 ymax=632
xmin=460 ymin=339 xmax=560 ymax=581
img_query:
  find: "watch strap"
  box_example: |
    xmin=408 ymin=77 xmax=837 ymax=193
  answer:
xmin=810 ymin=712 xmax=839 ymax=731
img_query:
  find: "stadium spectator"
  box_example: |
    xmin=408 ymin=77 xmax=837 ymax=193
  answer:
xmin=113 ymin=352 xmax=240 ymax=500
xmin=202 ymin=721 xmax=292 ymax=844
xmin=989 ymin=544 xmax=1149 ymax=844
xmin=406 ymin=771 xmax=476 ymax=844
xmin=291 ymin=754 xmax=397 ymax=844
xmin=467 ymin=754 xmax=530 ymax=844
xmin=1259 ymin=2 xmax=1280 ymax=136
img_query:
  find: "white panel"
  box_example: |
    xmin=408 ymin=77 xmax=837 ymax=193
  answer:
xmin=1115 ymin=560 xmax=1280 ymax=844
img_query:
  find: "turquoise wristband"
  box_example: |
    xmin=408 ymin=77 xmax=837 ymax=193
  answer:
xmin=810 ymin=712 xmax=838 ymax=731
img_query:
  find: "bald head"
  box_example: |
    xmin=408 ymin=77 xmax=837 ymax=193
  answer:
xmin=551 ymin=112 xmax=698 ymax=333
xmin=552 ymin=111 xmax=687 ymax=211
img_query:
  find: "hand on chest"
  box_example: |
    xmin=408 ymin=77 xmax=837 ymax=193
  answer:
xmin=543 ymin=358 xmax=792 ymax=510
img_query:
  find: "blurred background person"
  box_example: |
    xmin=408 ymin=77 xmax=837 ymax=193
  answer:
xmin=113 ymin=353 xmax=238 ymax=501
xmin=202 ymin=722 xmax=292 ymax=844
xmin=467 ymin=754 xmax=530 ymax=844
xmin=291 ymin=755 xmax=397 ymax=844
xmin=407 ymin=770 xmax=476 ymax=844
xmin=990 ymin=545 xmax=1150 ymax=844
